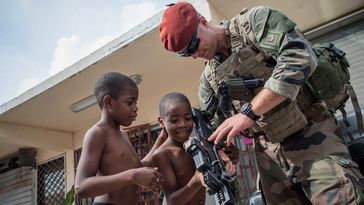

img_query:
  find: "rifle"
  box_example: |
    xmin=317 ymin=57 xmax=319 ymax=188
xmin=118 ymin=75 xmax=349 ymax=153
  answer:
xmin=186 ymin=108 xmax=237 ymax=205
xmin=217 ymin=77 xmax=264 ymax=119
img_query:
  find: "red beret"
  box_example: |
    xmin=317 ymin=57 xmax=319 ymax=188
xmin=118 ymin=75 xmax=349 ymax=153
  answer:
xmin=159 ymin=2 xmax=199 ymax=52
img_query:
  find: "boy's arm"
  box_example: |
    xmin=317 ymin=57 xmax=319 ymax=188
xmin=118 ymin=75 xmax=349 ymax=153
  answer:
xmin=142 ymin=128 xmax=168 ymax=167
xmin=75 ymin=127 xmax=160 ymax=198
xmin=153 ymin=151 xmax=204 ymax=205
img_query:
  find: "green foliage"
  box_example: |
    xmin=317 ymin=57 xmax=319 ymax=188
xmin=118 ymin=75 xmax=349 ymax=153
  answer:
xmin=63 ymin=185 xmax=75 ymax=205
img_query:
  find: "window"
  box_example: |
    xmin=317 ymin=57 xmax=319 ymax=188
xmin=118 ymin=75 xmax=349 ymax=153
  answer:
xmin=37 ymin=156 xmax=65 ymax=205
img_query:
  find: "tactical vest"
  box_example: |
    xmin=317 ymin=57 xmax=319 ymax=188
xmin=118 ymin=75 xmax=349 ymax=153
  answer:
xmin=203 ymin=7 xmax=315 ymax=143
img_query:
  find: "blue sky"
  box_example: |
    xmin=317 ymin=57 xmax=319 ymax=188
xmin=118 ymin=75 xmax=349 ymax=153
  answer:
xmin=0 ymin=0 xmax=171 ymax=105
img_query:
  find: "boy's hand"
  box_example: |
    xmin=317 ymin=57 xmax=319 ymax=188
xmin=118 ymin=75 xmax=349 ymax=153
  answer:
xmin=218 ymin=150 xmax=236 ymax=176
xmin=133 ymin=167 xmax=162 ymax=191
xmin=158 ymin=128 xmax=168 ymax=143
xmin=193 ymin=170 xmax=207 ymax=187
xmin=154 ymin=128 xmax=168 ymax=146
xmin=222 ymin=143 xmax=240 ymax=165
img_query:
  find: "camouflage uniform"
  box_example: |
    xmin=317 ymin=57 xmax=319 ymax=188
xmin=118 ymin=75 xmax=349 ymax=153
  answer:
xmin=198 ymin=6 xmax=364 ymax=205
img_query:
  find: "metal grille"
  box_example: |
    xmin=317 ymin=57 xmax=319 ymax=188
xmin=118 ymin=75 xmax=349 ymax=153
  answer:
xmin=127 ymin=123 xmax=153 ymax=159
xmin=37 ymin=156 xmax=65 ymax=205
xmin=126 ymin=124 xmax=161 ymax=205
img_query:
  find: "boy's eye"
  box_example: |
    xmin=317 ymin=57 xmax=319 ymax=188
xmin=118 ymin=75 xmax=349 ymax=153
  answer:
xmin=169 ymin=119 xmax=178 ymax=124
xmin=127 ymin=100 xmax=134 ymax=106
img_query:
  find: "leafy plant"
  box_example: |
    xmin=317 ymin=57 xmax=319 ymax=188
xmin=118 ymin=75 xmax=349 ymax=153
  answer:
xmin=63 ymin=185 xmax=75 ymax=205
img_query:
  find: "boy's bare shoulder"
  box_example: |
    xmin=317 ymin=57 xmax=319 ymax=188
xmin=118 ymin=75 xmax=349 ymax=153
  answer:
xmin=152 ymin=143 xmax=172 ymax=161
xmin=83 ymin=123 xmax=110 ymax=145
xmin=153 ymin=143 xmax=168 ymax=155
xmin=153 ymin=143 xmax=187 ymax=163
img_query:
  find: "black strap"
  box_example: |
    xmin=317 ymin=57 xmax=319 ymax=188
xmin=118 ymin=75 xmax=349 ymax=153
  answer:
xmin=339 ymin=106 xmax=355 ymax=142
xmin=347 ymin=84 xmax=364 ymax=135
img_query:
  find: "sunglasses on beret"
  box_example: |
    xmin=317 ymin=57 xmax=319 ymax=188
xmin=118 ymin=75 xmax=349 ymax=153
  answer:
xmin=177 ymin=35 xmax=200 ymax=57
xmin=177 ymin=16 xmax=200 ymax=57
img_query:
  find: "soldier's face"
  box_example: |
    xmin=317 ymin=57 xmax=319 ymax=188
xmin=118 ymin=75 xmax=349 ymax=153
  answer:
xmin=191 ymin=24 xmax=218 ymax=60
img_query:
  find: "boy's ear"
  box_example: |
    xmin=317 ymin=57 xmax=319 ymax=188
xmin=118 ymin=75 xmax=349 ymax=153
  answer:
xmin=103 ymin=95 xmax=112 ymax=109
xmin=157 ymin=116 xmax=164 ymax=128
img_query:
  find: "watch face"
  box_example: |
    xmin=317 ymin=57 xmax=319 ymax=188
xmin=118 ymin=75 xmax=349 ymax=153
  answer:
xmin=240 ymin=103 xmax=259 ymax=121
xmin=241 ymin=103 xmax=251 ymax=113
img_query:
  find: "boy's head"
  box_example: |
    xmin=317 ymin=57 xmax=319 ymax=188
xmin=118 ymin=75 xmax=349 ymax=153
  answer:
xmin=94 ymin=72 xmax=137 ymax=108
xmin=94 ymin=72 xmax=138 ymax=126
xmin=158 ymin=92 xmax=194 ymax=143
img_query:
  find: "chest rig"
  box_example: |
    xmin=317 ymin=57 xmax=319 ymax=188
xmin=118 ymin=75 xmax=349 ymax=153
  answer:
xmin=204 ymin=8 xmax=272 ymax=100
xmin=203 ymin=8 xmax=309 ymax=143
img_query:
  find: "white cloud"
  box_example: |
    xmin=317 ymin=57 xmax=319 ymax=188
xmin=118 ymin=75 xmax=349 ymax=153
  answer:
xmin=119 ymin=1 xmax=159 ymax=34
xmin=49 ymin=34 xmax=117 ymax=76
xmin=48 ymin=1 xmax=160 ymax=77
xmin=49 ymin=35 xmax=81 ymax=76
xmin=17 ymin=78 xmax=41 ymax=95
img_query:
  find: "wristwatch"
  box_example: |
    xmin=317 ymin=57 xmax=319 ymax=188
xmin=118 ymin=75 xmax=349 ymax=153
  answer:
xmin=240 ymin=103 xmax=260 ymax=121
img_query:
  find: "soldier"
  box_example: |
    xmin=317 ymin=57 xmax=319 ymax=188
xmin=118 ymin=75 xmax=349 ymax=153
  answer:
xmin=159 ymin=2 xmax=364 ymax=205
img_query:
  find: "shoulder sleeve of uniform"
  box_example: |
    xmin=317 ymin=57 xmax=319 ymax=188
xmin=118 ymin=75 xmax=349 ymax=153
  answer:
xmin=251 ymin=6 xmax=296 ymax=51
xmin=264 ymin=29 xmax=318 ymax=101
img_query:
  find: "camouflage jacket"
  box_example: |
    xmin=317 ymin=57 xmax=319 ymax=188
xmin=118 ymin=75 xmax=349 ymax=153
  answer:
xmin=198 ymin=6 xmax=318 ymax=127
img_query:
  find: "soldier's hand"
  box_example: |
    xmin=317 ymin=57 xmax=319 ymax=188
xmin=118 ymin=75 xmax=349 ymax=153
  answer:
xmin=208 ymin=113 xmax=254 ymax=146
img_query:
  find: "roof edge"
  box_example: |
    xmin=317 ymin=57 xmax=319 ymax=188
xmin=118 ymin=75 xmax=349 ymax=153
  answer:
xmin=0 ymin=7 xmax=164 ymax=115
xmin=0 ymin=0 xmax=210 ymax=116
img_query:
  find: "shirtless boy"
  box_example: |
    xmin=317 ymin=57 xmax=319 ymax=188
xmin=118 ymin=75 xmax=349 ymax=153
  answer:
xmin=152 ymin=92 xmax=235 ymax=205
xmin=75 ymin=72 xmax=164 ymax=205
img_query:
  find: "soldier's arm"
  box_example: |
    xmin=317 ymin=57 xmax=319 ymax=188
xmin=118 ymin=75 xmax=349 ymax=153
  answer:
xmin=209 ymin=7 xmax=318 ymax=145
xmin=256 ymin=7 xmax=318 ymax=102
xmin=198 ymin=70 xmax=218 ymax=121
xmin=250 ymin=37 xmax=317 ymax=112
xmin=250 ymin=7 xmax=318 ymax=114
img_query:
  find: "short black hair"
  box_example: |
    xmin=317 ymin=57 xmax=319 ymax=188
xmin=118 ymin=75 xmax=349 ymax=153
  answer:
xmin=94 ymin=72 xmax=137 ymax=108
xmin=159 ymin=92 xmax=191 ymax=117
